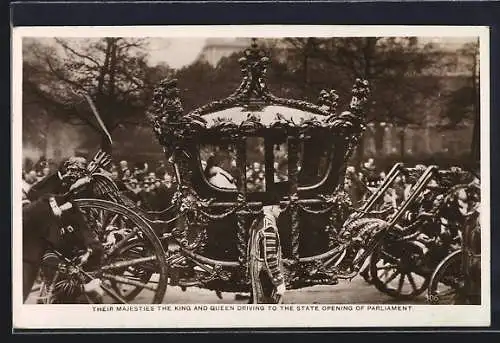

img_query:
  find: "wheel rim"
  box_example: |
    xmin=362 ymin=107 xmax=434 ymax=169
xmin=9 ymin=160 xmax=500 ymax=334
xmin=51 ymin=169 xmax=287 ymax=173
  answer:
xmin=428 ymin=250 xmax=464 ymax=305
xmin=106 ymin=240 xmax=156 ymax=301
xmin=74 ymin=199 xmax=168 ymax=304
xmin=370 ymin=241 xmax=429 ymax=299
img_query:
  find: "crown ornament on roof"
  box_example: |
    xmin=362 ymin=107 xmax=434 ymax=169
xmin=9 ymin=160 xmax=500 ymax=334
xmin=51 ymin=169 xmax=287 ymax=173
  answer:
xmin=236 ymin=38 xmax=272 ymax=108
xmin=146 ymin=39 xmax=371 ymax=154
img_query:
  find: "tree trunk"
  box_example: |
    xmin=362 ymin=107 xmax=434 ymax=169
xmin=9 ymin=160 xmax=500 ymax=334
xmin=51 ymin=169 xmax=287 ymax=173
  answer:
xmin=108 ymin=39 xmax=118 ymax=99
xmin=97 ymin=39 xmax=112 ymax=95
xmin=363 ymin=38 xmax=378 ymax=78
xmin=399 ymin=130 xmax=405 ymax=159
xmin=470 ymin=48 xmax=480 ymax=168
xmin=302 ymin=38 xmax=314 ymax=98
xmin=471 ymin=110 xmax=480 ymax=167
xmin=374 ymin=124 xmax=385 ymax=156
xmin=96 ymin=38 xmax=119 ymax=154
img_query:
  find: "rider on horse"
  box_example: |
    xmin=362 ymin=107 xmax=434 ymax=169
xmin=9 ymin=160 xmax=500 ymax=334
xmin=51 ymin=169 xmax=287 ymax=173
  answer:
xmin=23 ymin=156 xmax=104 ymax=303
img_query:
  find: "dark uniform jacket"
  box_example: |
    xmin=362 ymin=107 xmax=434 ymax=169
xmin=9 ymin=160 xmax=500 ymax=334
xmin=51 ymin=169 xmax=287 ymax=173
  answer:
xmin=27 ymin=172 xmax=66 ymax=202
xmin=23 ymin=172 xmax=103 ymax=267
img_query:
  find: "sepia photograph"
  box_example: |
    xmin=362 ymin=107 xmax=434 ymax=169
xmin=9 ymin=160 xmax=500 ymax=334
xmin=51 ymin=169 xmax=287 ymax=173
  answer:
xmin=12 ymin=26 xmax=490 ymax=328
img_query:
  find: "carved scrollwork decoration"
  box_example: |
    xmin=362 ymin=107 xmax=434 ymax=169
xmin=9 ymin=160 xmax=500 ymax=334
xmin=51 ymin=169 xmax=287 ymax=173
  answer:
xmin=146 ymin=78 xmax=185 ymax=152
xmin=348 ymin=78 xmax=371 ymax=117
xmin=239 ymin=112 xmax=265 ymax=135
xmin=289 ymin=194 xmax=301 ymax=264
xmin=236 ymin=210 xmax=250 ymax=282
xmin=237 ymin=39 xmax=272 ymax=105
xmin=318 ymin=89 xmax=340 ymax=113
xmin=436 ymin=167 xmax=476 ymax=189
xmin=321 ymin=190 xmax=354 ymax=249
xmin=286 ymin=259 xmax=338 ymax=289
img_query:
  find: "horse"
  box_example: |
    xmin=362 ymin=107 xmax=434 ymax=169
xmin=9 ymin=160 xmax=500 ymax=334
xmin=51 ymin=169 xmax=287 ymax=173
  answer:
xmin=22 ymin=173 xmax=103 ymax=303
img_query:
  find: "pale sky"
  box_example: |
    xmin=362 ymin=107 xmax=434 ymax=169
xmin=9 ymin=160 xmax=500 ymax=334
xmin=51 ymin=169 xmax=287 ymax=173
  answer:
xmin=26 ymin=37 xmax=476 ymax=70
xmin=146 ymin=38 xmax=207 ymax=69
xmin=144 ymin=37 xmax=476 ymax=69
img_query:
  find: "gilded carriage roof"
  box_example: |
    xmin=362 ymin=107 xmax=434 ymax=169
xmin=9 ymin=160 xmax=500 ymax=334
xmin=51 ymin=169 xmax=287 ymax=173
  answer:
xmin=147 ymin=39 xmax=371 ymax=150
xmin=202 ymin=105 xmax=326 ymax=128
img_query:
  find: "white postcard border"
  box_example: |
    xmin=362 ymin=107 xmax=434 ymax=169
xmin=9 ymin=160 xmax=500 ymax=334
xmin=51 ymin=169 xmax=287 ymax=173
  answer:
xmin=12 ymin=25 xmax=491 ymax=329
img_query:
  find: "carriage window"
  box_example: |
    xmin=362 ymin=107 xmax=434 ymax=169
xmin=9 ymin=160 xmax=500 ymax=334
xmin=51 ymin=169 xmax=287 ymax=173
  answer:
xmin=273 ymin=142 xmax=290 ymax=183
xmin=271 ymin=138 xmax=330 ymax=187
xmin=199 ymin=143 xmax=238 ymax=190
xmin=298 ymin=138 xmax=331 ymax=187
xmin=246 ymin=137 xmax=266 ymax=192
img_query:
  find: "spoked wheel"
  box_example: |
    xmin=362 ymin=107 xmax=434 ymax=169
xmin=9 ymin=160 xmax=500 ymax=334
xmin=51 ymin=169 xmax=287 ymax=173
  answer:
xmin=75 ymin=199 xmax=168 ymax=304
xmin=107 ymin=240 xmax=157 ymax=302
xmin=36 ymin=281 xmax=56 ymax=304
xmin=359 ymin=256 xmax=373 ymax=284
xmin=370 ymin=240 xmax=430 ymax=300
xmin=427 ymin=250 xmax=465 ymax=305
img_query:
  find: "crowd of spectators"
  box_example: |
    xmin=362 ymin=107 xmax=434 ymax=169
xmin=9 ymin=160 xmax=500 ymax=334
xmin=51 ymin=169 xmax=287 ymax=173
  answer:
xmin=107 ymin=159 xmax=177 ymax=211
xmin=344 ymin=157 xmax=412 ymax=209
xmin=22 ymin=156 xmax=54 ymax=194
xmin=22 ymin=156 xmax=177 ymax=211
xmin=246 ymin=161 xmax=266 ymax=192
xmin=22 ymin=153 xmax=398 ymax=212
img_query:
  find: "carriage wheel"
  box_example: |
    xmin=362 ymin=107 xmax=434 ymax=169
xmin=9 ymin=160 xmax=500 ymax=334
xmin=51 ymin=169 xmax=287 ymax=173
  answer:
xmin=427 ymin=250 xmax=465 ymax=305
xmin=370 ymin=240 xmax=430 ymax=300
xmin=359 ymin=261 xmax=373 ymax=283
xmin=36 ymin=281 xmax=56 ymax=304
xmin=107 ymin=239 xmax=157 ymax=302
xmin=75 ymin=199 xmax=168 ymax=304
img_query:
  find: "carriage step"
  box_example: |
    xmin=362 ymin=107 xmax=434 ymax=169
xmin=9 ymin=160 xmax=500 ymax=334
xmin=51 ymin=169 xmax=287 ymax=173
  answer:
xmin=178 ymin=279 xmax=203 ymax=287
xmin=291 ymin=275 xmax=339 ymax=288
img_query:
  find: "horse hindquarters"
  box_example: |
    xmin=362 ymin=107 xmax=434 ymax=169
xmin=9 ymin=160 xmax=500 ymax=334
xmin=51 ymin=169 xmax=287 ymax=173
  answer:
xmin=22 ymin=196 xmax=63 ymax=302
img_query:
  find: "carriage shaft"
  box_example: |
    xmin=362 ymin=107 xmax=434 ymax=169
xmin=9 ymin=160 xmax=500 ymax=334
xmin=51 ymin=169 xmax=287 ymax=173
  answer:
xmin=357 ymin=162 xmax=404 ymax=216
xmin=388 ymin=165 xmax=438 ymax=227
xmin=102 ymin=273 xmax=157 ymax=291
xmin=100 ymin=255 xmax=157 ymax=271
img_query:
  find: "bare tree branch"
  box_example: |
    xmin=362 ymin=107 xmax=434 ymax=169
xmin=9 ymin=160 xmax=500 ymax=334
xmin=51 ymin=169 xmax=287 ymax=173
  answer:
xmin=55 ymin=38 xmax=103 ymax=68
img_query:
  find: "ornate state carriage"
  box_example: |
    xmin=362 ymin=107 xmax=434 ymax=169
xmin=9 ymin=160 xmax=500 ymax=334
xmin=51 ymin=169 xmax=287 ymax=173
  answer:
xmin=146 ymin=39 xmax=373 ymax=302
